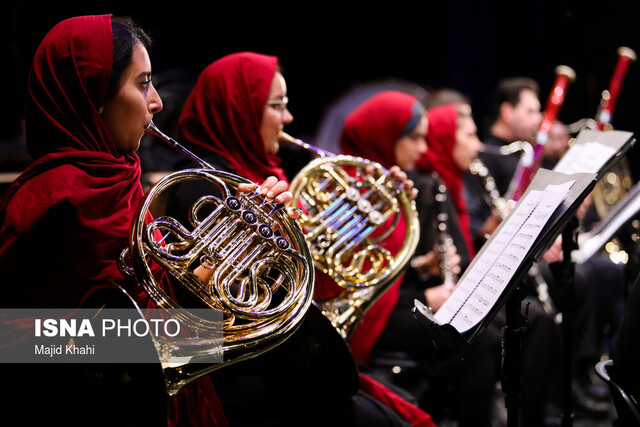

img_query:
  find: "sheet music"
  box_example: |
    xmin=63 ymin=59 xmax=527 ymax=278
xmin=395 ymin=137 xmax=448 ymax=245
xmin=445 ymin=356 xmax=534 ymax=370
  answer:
xmin=553 ymin=141 xmax=618 ymax=175
xmin=434 ymin=180 xmax=575 ymax=333
xmin=573 ymin=181 xmax=640 ymax=263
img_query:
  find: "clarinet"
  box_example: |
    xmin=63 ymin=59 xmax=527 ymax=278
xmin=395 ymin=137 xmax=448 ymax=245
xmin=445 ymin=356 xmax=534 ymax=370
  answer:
xmin=469 ymin=157 xmax=511 ymax=220
xmin=433 ymin=173 xmax=458 ymax=286
xmin=469 ymin=155 xmax=560 ymax=318
xmin=505 ymin=65 xmax=576 ymax=203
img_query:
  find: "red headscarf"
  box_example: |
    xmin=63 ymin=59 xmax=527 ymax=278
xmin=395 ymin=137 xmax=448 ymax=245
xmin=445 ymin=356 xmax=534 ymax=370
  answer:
xmin=336 ymin=91 xmax=437 ymax=427
xmin=417 ymin=103 xmax=476 ymax=257
xmin=178 ymin=52 xmax=287 ymax=183
xmin=340 ymin=91 xmax=418 ymax=169
xmin=0 ymin=15 xmax=229 ymax=427
xmin=333 ymin=90 xmax=418 ymax=365
xmin=0 ymin=15 xmax=145 ymax=307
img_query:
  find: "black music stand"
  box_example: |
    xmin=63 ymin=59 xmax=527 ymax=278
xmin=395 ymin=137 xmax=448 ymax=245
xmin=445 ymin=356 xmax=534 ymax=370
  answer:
xmin=414 ymin=128 xmax=636 ymax=426
xmin=500 ymin=276 xmax=529 ymax=427
xmin=413 ymin=169 xmax=597 ymax=427
xmin=548 ymin=215 xmax=580 ymax=426
xmin=551 ymin=128 xmax=636 ymax=425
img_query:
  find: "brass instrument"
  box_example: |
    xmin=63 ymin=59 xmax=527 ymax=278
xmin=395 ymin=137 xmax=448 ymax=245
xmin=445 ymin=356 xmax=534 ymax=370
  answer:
xmin=117 ymin=121 xmax=314 ymax=396
xmin=279 ymin=132 xmax=420 ymax=341
xmin=591 ymin=47 xmax=637 ymax=221
xmin=592 ymin=157 xmax=634 ymax=219
xmin=575 ymin=47 xmax=636 ymax=265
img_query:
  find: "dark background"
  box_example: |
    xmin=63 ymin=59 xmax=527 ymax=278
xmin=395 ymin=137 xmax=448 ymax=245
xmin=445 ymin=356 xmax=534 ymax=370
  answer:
xmin=4 ymin=1 xmax=640 ymax=177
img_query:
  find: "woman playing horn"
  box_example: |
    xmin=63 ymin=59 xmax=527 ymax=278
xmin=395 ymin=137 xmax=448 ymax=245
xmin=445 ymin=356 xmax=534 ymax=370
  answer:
xmin=333 ymin=90 xmax=458 ymax=362
xmin=164 ymin=51 xmax=435 ymax=427
xmin=0 ymin=16 xmax=296 ymax=426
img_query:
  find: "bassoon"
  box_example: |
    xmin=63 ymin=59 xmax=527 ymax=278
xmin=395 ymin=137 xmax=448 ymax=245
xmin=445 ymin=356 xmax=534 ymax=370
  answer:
xmin=505 ymin=65 xmax=576 ymax=203
xmin=590 ymin=47 xmax=636 ymax=220
xmin=595 ymin=46 xmax=636 ymax=130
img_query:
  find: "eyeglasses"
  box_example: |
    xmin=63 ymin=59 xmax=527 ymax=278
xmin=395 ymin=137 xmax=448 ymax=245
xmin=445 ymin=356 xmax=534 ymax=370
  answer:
xmin=266 ymin=96 xmax=289 ymax=113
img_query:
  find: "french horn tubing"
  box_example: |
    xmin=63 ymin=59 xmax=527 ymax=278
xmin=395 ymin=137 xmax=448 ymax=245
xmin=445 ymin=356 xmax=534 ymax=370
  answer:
xmin=279 ymin=132 xmax=420 ymax=341
xmin=117 ymin=121 xmax=315 ymax=396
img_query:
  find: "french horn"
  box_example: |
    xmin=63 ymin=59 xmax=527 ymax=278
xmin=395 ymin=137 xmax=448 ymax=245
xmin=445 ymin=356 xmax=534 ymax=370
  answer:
xmin=279 ymin=132 xmax=420 ymax=341
xmin=117 ymin=122 xmax=315 ymax=396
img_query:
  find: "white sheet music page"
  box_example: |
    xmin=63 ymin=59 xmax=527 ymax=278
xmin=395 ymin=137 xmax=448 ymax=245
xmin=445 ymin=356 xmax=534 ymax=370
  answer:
xmin=434 ymin=180 xmax=575 ymax=333
xmin=553 ymin=141 xmax=617 ymax=175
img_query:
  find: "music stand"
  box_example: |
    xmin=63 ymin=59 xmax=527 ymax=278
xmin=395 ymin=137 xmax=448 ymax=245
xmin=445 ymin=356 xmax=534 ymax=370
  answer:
xmin=552 ymin=128 xmax=635 ymax=425
xmin=414 ymin=168 xmax=597 ymax=426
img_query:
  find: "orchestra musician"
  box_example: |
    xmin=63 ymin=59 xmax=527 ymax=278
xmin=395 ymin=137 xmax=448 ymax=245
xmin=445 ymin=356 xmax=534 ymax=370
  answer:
xmin=535 ymin=119 xmax=626 ymax=414
xmin=163 ymin=51 xmax=435 ymax=427
xmin=415 ymin=92 xmax=561 ymax=425
xmin=464 ymin=77 xmax=624 ymax=418
xmin=346 ymin=91 xmax=501 ymax=426
xmin=0 ymin=15 xmax=310 ymax=426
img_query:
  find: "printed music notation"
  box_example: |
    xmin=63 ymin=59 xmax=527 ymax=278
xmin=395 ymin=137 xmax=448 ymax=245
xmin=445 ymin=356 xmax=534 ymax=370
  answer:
xmin=553 ymin=141 xmax=617 ymax=175
xmin=433 ymin=180 xmax=575 ymax=333
xmin=551 ymin=128 xmax=636 ymax=263
xmin=552 ymin=128 xmax=634 ymax=178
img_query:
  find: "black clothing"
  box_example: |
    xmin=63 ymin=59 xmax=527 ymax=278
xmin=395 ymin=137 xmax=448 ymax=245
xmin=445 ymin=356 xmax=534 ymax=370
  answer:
xmin=163 ymin=154 xmax=414 ymax=427
xmin=372 ymin=169 xmax=501 ymax=427
xmin=477 ymin=134 xmax=522 ymax=196
xmin=465 ymin=130 xmax=626 ymax=423
xmin=611 ymin=274 xmax=640 ymax=403
xmin=211 ymin=306 xmax=412 ymax=427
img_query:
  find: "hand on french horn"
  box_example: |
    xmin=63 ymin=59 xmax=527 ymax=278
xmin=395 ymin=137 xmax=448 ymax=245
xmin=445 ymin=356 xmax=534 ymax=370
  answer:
xmin=195 ymin=176 xmax=300 ymax=284
xmin=237 ymin=176 xmax=301 ymax=220
xmin=365 ymin=164 xmax=418 ymax=200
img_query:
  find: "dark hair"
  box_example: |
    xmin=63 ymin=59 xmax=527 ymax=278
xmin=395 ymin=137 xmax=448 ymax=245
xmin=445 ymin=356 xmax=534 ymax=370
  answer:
xmin=489 ymin=77 xmax=539 ymax=124
xmin=424 ymin=88 xmax=470 ymax=110
xmin=106 ymin=17 xmax=153 ymax=100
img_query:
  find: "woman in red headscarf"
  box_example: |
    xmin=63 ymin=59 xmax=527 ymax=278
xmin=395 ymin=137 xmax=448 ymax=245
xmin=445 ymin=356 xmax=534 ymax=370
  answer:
xmin=0 ymin=15 xmax=163 ymax=308
xmin=0 ymin=15 xmax=303 ymax=427
xmin=342 ymin=92 xmax=509 ymax=427
xmin=167 ymin=52 xmax=435 ymax=427
xmin=338 ymin=90 xmax=433 ymax=365
xmin=416 ymin=103 xmax=482 ymax=258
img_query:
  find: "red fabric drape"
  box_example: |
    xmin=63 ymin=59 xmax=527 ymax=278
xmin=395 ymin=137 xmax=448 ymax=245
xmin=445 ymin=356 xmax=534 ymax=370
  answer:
xmin=417 ymin=104 xmax=476 ymax=257
xmin=0 ymin=15 xmax=227 ymax=426
xmin=178 ymin=51 xmax=287 ymax=184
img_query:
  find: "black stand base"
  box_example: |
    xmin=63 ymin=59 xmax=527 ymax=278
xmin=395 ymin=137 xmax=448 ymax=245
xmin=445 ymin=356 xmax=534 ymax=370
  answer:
xmin=501 ymin=215 xmax=580 ymax=427
xmin=549 ymin=215 xmax=580 ymax=427
xmin=501 ymin=280 xmax=530 ymax=427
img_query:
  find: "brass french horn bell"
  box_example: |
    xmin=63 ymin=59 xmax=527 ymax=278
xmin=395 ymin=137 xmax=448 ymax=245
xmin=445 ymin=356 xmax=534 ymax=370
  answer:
xmin=118 ymin=121 xmax=315 ymax=396
xmin=279 ymin=131 xmax=420 ymax=341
